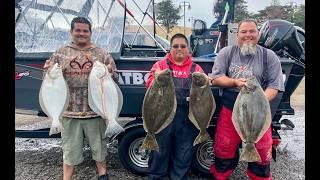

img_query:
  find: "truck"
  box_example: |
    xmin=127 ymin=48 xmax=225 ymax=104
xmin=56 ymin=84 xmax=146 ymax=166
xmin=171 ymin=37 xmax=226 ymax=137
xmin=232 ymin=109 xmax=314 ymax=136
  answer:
xmin=15 ymin=0 xmax=305 ymax=177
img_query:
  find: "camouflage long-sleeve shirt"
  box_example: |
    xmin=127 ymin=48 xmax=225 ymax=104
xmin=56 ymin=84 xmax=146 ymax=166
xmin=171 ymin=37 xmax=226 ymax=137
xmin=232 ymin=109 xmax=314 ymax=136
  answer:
xmin=46 ymin=43 xmax=118 ymax=119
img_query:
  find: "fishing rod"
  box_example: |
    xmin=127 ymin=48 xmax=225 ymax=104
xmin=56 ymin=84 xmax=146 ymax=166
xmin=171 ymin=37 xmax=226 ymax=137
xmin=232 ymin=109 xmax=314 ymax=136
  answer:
xmin=130 ymin=0 xmax=170 ymax=48
xmin=213 ymin=1 xmax=230 ymax=54
xmin=129 ymin=0 xmax=153 ymax=48
xmin=116 ymin=0 xmax=167 ymax=53
xmin=94 ymin=0 xmax=115 ymax=44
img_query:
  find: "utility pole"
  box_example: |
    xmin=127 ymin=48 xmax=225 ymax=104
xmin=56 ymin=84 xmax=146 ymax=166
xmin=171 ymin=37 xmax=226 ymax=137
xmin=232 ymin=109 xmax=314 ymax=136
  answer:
xmin=179 ymin=1 xmax=191 ymax=35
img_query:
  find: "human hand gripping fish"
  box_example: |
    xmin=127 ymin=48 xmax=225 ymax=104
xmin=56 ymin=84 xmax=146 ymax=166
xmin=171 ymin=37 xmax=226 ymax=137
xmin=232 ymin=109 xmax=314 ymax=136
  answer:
xmin=234 ymin=78 xmax=247 ymax=89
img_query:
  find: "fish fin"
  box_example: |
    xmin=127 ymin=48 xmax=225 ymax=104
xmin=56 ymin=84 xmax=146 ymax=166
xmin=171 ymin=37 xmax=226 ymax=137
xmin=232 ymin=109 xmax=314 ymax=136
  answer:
xmin=140 ymin=133 xmax=159 ymax=152
xmin=105 ymin=119 xmax=124 ymax=137
xmin=49 ymin=119 xmax=63 ymax=136
xmin=193 ymin=131 xmax=211 ymax=146
xmin=39 ymin=84 xmax=49 ymax=116
xmin=141 ymin=115 xmax=148 ymax=132
xmin=231 ymin=104 xmax=247 ymax=141
xmin=209 ymin=95 xmax=216 ymax=128
xmin=240 ymin=143 xmax=261 ymax=162
xmin=256 ymin=106 xmax=272 ymax=142
xmin=115 ymin=83 xmax=123 ymax=117
xmin=188 ymin=111 xmax=200 ymax=130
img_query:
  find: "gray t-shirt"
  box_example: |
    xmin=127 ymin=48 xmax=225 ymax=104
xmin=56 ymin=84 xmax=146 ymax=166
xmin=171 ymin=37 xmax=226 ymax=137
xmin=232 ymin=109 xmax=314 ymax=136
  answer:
xmin=210 ymin=45 xmax=285 ymax=92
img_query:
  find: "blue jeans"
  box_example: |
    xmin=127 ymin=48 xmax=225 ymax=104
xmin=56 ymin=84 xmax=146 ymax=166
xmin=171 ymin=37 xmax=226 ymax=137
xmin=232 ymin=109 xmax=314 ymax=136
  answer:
xmin=148 ymin=106 xmax=199 ymax=180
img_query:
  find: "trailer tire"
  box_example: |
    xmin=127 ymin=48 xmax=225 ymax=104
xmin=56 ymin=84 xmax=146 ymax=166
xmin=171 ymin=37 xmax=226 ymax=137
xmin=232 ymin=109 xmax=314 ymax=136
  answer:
xmin=191 ymin=140 xmax=215 ymax=177
xmin=118 ymin=127 xmax=149 ymax=175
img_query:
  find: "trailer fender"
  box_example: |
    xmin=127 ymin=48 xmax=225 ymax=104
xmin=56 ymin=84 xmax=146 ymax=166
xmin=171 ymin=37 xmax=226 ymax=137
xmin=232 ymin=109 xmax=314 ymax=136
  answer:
xmin=109 ymin=119 xmax=143 ymax=142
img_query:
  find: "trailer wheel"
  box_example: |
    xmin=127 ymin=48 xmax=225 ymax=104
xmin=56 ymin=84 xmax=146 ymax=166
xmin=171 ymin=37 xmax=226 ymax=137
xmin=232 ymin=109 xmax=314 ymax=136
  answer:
xmin=191 ymin=140 xmax=214 ymax=177
xmin=118 ymin=127 xmax=149 ymax=175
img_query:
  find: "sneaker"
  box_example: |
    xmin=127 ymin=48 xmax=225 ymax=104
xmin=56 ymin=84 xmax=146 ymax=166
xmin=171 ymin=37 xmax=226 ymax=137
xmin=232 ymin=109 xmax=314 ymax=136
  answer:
xmin=97 ymin=174 xmax=108 ymax=180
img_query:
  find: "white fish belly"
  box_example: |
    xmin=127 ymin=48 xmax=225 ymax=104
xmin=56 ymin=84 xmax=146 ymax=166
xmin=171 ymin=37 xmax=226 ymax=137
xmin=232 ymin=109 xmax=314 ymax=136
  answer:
xmin=101 ymin=75 xmax=119 ymax=121
xmin=39 ymin=65 xmax=68 ymax=134
xmin=115 ymin=83 xmax=123 ymax=117
xmin=88 ymin=70 xmax=106 ymax=119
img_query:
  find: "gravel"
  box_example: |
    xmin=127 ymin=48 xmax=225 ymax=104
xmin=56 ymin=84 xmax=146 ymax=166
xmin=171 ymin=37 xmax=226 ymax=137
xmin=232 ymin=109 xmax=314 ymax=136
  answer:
xmin=15 ymin=107 xmax=304 ymax=180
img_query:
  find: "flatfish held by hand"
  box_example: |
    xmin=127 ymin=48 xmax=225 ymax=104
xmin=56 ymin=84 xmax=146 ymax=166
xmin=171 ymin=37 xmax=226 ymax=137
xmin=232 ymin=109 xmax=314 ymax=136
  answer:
xmin=39 ymin=63 xmax=69 ymax=136
xmin=88 ymin=61 xmax=124 ymax=137
xmin=188 ymin=72 xmax=215 ymax=146
xmin=141 ymin=69 xmax=176 ymax=152
xmin=232 ymin=76 xmax=271 ymax=162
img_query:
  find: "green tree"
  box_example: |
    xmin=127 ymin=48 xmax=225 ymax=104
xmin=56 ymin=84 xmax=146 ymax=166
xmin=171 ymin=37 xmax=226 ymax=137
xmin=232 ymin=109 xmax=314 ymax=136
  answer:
xmin=281 ymin=4 xmax=295 ymax=21
xmin=292 ymin=5 xmax=305 ymax=29
xmin=155 ymin=0 xmax=181 ymax=39
xmin=250 ymin=3 xmax=305 ymax=30
xmin=250 ymin=0 xmax=282 ymax=25
xmin=213 ymin=0 xmax=226 ymax=18
xmin=234 ymin=0 xmax=252 ymax=23
xmin=251 ymin=4 xmax=284 ymax=25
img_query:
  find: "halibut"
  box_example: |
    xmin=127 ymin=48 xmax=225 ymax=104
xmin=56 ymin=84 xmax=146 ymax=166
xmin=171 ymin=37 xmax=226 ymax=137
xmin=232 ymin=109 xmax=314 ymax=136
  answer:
xmin=189 ymin=72 xmax=215 ymax=146
xmin=141 ymin=69 xmax=176 ymax=152
xmin=232 ymin=76 xmax=272 ymax=162
xmin=39 ymin=63 xmax=69 ymax=135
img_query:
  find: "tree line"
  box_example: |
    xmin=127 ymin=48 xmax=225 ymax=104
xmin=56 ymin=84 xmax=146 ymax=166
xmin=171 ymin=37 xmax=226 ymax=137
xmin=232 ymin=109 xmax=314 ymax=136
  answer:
xmin=154 ymin=0 xmax=305 ymax=37
xmin=234 ymin=0 xmax=305 ymax=29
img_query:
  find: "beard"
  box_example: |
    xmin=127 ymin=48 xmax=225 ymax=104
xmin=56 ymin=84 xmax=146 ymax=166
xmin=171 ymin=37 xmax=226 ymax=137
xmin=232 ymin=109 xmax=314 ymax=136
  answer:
xmin=240 ymin=43 xmax=257 ymax=56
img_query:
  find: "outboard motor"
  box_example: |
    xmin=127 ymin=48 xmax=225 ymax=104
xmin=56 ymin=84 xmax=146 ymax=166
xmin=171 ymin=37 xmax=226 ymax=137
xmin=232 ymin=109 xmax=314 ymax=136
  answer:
xmin=258 ymin=19 xmax=305 ymax=111
xmin=258 ymin=19 xmax=305 ymax=62
xmin=258 ymin=19 xmax=305 ymax=88
xmin=258 ymin=20 xmax=305 ymax=156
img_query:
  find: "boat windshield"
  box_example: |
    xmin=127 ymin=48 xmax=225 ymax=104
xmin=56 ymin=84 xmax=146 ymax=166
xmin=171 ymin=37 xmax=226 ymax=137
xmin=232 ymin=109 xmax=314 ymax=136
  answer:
xmin=15 ymin=0 xmax=125 ymax=53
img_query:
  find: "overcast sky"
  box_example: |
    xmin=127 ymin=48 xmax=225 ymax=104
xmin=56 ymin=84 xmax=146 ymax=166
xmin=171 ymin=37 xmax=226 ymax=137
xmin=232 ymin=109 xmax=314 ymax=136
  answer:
xmin=168 ymin=0 xmax=305 ymax=27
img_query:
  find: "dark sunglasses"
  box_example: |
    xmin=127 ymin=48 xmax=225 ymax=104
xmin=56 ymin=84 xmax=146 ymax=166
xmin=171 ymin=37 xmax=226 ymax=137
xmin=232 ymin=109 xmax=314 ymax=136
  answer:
xmin=171 ymin=44 xmax=187 ymax=49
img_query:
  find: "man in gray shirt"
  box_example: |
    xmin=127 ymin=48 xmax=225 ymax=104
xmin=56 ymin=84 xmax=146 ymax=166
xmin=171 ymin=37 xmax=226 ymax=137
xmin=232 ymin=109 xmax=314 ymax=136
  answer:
xmin=208 ymin=19 xmax=284 ymax=179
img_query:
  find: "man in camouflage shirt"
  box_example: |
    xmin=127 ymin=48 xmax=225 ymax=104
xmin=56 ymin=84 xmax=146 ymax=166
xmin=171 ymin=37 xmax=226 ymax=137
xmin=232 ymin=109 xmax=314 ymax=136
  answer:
xmin=43 ymin=16 xmax=118 ymax=180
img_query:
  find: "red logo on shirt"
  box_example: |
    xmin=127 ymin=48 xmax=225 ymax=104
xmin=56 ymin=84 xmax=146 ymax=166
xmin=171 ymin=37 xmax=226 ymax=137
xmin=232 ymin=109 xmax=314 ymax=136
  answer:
xmin=69 ymin=55 xmax=93 ymax=70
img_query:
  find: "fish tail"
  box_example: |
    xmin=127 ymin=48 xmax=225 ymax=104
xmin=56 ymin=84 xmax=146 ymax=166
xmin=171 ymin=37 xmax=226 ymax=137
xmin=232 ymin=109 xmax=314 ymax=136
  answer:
xmin=104 ymin=119 xmax=124 ymax=137
xmin=240 ymin=143 xmax=261 ymax=162
xmin=140 ymin=133 xmax=159 ymax=152
xmin=193 ymin=131 xmax=211 ymax=146
xmin=49 ymin=118 xmax=63 ymax=136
